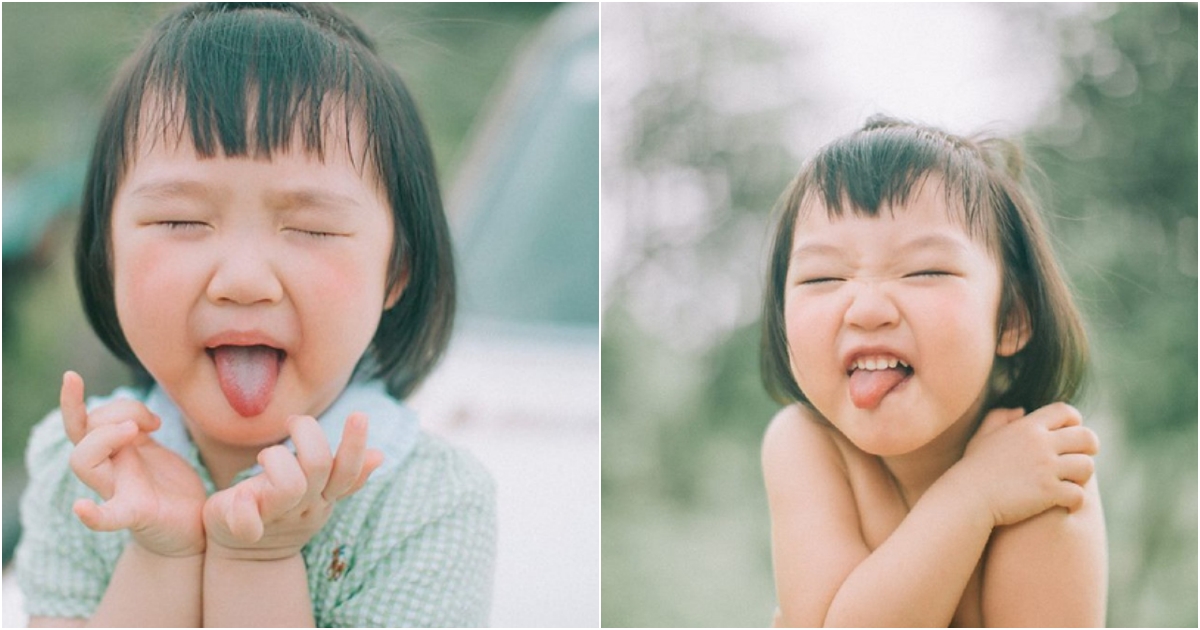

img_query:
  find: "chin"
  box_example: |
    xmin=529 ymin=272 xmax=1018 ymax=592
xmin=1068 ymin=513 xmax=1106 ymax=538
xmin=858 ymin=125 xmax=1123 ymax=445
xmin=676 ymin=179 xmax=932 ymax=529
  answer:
xmin=183 ymin=402 xmax=291 ymax=448
xmin=844 ymin=428 xmax=925 ymax=457
xmin=835 ymin=406 xmax=939 ymax=458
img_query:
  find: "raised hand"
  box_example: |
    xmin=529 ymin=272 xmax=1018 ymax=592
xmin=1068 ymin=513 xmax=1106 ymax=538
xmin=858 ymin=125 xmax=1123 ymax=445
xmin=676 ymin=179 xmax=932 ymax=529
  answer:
xmin=62 ymin=371 xmax=208 ymax=557
xmin=957 ymin=403 xmax=1100 ymax=528
xmin=203 ymin=413 xmax=384 ymax=561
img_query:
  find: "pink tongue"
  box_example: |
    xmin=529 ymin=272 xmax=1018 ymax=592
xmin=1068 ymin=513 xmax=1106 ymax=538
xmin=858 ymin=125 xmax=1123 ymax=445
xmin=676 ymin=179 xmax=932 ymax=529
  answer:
xmin=849 ymin=368 xmax=908 ymax=409
xmin=212 ymin=346 xmax=280 ymax=417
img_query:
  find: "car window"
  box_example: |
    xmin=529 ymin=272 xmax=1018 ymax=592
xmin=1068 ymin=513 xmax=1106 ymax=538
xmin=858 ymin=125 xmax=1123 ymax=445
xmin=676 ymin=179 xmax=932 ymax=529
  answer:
xmin=453 ymin=8 xmax=599 ymax=330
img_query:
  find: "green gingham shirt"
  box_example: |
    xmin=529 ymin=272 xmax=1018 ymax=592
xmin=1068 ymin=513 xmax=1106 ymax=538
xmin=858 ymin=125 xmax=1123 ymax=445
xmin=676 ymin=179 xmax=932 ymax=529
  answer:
xmin=15 ymin=381 xmax=496 ymax=627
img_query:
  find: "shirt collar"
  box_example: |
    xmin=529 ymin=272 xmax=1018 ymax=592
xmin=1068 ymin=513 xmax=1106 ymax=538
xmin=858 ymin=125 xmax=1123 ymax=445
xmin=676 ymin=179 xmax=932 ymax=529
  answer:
xmin=142 ymin=380 xmax=420 ymax=488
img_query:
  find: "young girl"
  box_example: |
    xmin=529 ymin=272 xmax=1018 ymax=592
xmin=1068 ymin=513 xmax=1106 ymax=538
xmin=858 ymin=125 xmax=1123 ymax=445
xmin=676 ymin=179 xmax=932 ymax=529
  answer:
xmin=15 ymin=3 xmax=494 ymax=627
xmin=759 ymin=117 xmax=1107 ymax=627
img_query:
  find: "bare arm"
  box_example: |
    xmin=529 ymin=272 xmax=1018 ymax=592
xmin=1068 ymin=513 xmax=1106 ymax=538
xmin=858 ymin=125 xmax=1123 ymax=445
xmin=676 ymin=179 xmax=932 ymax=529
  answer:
xmin=89 ymin=543 xmax=203 ymax=627
xmin=982 ymin=476 xmax=1107 ymax=627
xmin=203 ymin=552 xmax=315 ymax=627
xmin=764 ymin=404 xmax=1098 ymax=627
xmin=27 ymin=537 xmax=203 ymax=629
xmin=824 ymin=467 xmax=994 ymax=626
xmin=763 ymin=406 xmax=992 ymax=627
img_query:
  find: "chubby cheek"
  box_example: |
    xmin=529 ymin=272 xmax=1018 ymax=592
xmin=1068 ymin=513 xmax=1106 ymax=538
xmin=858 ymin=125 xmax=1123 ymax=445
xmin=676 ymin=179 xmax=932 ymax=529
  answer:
xmin=112 ymin=239 xmax=200 ymax=362
xmin=783 ymin=299 xmax=838 ymax=395
xmin=921 ymin=291 xmax=997 ymax=371
xmin=909 ymin=291 xmax=999 ymax=415
xmin=292 ymin=247 xmax=390 ymax=361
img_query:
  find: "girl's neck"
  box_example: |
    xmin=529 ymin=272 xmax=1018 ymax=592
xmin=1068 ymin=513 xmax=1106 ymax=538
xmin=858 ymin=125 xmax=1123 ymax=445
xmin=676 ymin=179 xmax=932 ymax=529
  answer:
xmin=190 ymin=433 xmax=267 ymax=491
xmin=881 ymin=396 xmax=988 ymax=507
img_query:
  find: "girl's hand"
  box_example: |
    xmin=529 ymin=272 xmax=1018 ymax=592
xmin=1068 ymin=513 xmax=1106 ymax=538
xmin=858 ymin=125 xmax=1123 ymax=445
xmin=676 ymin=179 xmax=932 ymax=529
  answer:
xmin=62 ymin=371 xmax=208 ymax=557
xmin=956 ymin=403 xmax=1099 ymax=528
xmin=202 ymin=414 xmax=384 ymax=561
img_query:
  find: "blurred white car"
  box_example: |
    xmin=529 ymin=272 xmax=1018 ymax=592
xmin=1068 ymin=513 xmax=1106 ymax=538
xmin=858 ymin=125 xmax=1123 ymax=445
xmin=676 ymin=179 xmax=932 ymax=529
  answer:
xmin=408 ymin=3 xmax=599 ymax=628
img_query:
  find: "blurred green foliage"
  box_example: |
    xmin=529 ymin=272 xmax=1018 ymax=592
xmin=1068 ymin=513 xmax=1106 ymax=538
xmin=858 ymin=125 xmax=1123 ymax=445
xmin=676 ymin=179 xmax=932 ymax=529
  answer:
xmin=602 ymin=3 xmax=1196 ymax=627
xmin=2 ymin=3 xmax=558 ymax=469
xmin=1031 ymin=4 xmax=1197 ymax=624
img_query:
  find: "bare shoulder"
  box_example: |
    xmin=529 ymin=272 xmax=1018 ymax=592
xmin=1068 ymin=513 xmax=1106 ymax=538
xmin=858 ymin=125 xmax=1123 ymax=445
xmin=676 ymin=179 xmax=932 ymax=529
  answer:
xmin=982 ymin=476 xmax=1108 ymax=627
xmin=761 ymin=404 xmax=845 ymax=479
xmin=762 ymin=405 xmax=869 ymax=626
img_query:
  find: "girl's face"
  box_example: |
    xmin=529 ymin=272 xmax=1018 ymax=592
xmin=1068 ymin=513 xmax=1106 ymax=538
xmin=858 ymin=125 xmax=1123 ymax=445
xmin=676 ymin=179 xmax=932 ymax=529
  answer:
xmin=110 ymin=131 xmax=397 ymax=453
xmin=784 ymin=178 xmax=1022 ymax=457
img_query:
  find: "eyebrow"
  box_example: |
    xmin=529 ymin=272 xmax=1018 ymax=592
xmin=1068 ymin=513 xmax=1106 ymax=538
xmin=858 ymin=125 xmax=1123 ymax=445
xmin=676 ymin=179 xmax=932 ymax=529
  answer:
xmin=126 ymin=178 xmax=213 ymax=201
xmin=126 ymin=178 xmax=365 ymax=212
xmin=790 ymin=233 xmax=970 ymax=263
xmin=266 ymin=188 xmax=365 ymax=213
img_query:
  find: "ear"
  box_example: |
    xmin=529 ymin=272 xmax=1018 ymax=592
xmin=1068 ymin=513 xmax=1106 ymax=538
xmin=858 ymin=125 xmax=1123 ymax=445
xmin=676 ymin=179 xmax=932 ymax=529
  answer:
xmin=384 ymin=267 xmax=410 ymax=310
xmin=996 ymin=301 xmax=1031 ymax=357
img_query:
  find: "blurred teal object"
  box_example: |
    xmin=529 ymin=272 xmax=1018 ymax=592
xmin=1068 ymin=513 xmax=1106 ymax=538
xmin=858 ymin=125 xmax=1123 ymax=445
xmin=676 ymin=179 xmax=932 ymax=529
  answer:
xmin=2 ymin=160 xmax=86 ymax=261
xmin=451 ymin=2 xmax=600 ymax=330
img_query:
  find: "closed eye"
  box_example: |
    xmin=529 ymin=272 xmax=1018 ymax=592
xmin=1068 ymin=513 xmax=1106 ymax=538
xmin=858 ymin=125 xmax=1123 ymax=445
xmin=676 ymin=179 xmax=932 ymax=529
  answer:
xmin=906 ymin=270 xmax=953 ymax=279
xmin=285 ymin=227 xmax=346 ymax=239
xmin=799 ymin=277 xmax=844 ymax=286
xmin=158 ymin=220 xmax=208 ymax=231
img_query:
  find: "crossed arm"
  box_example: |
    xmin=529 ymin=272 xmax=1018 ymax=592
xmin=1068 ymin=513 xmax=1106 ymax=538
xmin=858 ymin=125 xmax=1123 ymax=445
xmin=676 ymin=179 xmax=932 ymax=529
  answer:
xmin=762 ymin=404 xmax=1107 ymax=627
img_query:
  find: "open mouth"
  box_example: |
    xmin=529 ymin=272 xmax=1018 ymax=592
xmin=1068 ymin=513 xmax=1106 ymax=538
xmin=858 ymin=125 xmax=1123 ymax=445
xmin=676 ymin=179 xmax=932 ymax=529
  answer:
xmin=847 ymin=355 xmax=914 ymax=410
xmin=206 ymin=345 xmax=286 ymax=417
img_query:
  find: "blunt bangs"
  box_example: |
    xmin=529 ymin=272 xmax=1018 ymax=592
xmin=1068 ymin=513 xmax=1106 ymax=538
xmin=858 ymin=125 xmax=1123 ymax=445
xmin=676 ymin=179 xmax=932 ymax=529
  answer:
xmin=78 ymin=3 xmax=455 ymax=399
xmin=124 ymin=5 xmax=375 ymax=175
xmin=797 ymin=117 xmax=1000 ymax=251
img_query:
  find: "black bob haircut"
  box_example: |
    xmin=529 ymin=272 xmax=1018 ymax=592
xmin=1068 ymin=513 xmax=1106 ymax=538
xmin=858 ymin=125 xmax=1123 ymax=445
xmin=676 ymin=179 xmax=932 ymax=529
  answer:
xmin=76 ymin=2 xmax=455 ymax=400
xmin=761 ymin=116 xmax=1088 ymax=413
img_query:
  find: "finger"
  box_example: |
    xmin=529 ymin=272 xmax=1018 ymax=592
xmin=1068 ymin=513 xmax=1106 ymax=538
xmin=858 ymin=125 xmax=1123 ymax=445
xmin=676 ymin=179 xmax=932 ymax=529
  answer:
xmin=68 ymin=420 xmax=139 ymax=498
xmin=1053 ymin=425 xmax=1100 ymax=456
xmin=323 ymin=413 xmax=369 ymax=501
xmin=344 ymin=449 xmax=385 ymax=497
xmin=1055 ymin=479 xmax=1087 ymax=513
xmin=256 ymin=444 xmax=307 ymax=517
xmin=288 ymin=416 xmax=333 ymax=505
xmin=73 ymin=497 xmax=140 ymax=533
xmin=1057 ymin=453 xmax=1095 ymax=487
xmin=225 ymin=485 xmax=265 ymax=544
xmin=61 ymin=371 xmax=89 ymax=444
xmin=86 ymin=399 xmax=162 ymax=435
xmin=1032 ymin=402 xmax=1082 ymax=430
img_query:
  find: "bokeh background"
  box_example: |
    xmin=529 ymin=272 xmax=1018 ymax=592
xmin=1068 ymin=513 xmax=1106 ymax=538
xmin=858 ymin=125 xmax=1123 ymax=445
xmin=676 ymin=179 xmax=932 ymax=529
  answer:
xmin=601 ymin=3 xmax=1196 ymax=627
xmin=4 ymin=3 xmax=599 ymax=627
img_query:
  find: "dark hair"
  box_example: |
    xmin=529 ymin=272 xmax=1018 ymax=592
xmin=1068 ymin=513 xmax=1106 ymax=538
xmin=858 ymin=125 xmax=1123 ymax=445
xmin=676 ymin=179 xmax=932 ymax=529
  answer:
xmin=75 ymin=2 xmax=455 ymax=399
xmin=761 ymin=115 xmax=1087 ymax=412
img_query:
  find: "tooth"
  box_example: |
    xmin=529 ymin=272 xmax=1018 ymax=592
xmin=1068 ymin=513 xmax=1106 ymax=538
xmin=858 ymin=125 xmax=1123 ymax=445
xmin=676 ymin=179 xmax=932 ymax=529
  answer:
xmin=867 ymin=358 xmax=879 ymax=370
xmin=888 ymin=358 xmax=898 ymax=368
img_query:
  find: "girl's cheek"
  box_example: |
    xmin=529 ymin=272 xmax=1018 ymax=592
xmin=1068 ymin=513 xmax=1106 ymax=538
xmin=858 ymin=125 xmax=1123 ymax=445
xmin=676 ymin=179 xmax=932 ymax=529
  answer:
xmin=115 ymin=238 xmax=183 ymax=298
xmin=295 ymin=245 xmax=387 ymax=303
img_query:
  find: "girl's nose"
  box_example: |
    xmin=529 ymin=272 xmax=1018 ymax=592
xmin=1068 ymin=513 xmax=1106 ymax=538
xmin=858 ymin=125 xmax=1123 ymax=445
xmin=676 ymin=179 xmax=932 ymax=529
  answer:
xmin=843 ymin=282 xmax=900 ymax=331
xmin=205 ymin=242 xmax=284 ymax=306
